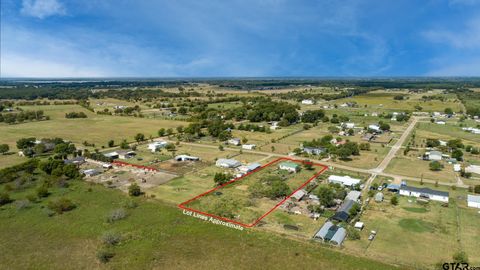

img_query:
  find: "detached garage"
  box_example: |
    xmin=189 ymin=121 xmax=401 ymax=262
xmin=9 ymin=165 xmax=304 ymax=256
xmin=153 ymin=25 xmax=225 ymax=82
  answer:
xmin=467 ymin=195 xmax=480 ymax=209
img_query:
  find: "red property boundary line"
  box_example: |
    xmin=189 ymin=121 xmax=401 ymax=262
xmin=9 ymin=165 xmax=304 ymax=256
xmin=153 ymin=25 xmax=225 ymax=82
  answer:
xmin=112 ymin=160 xmax=159 ymax=172
xmin=178 ymin=157 xmax=328 ymax=228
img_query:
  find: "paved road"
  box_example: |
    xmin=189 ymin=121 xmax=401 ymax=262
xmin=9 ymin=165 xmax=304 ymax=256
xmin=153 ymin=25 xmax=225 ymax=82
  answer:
xmin=371 ymin=116 xmax=419 ymax=174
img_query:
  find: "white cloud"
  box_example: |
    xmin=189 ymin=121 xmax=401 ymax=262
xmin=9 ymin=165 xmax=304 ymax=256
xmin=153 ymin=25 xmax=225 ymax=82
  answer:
xmin=423 ymin=17 xmax=480 ymax=49
xmin=21 ymin=0 xmax=66 ymax=19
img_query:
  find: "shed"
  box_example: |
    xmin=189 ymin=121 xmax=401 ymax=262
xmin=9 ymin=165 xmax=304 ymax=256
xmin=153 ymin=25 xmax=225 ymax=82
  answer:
xmin=216 ymin=158 xmax=241 ymax=168
xmin=291 ymin=190 xmax=306 ymax=201
xmin=375 ymin=192 xmax=384 ymax=202
xmin=313 ymin=221 xmax=334 ymax=241
xmin=328 ymin=175 xmax=361 ymax=187
xmin=330 ymin=227 xmax=347 ymax=246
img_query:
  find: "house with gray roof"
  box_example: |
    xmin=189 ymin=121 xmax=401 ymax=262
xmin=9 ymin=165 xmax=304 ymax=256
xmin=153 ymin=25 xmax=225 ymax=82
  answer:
xmin=399 ymin=186 xmax=449 ymax=203
xmin=216 ymin=158 xmax=241 ymax=168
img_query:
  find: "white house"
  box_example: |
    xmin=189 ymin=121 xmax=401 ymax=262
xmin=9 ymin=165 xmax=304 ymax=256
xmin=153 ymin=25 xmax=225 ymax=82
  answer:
xmin=467 ymin=195 xmax=480 ymax=208
xmin=228 ymin=138 xmax=241 ymax=146
xmin=278 ymin=161 xmax=300 ymax=173
xmin=425 ymin=150 xmax=442 ymax=161
xmin=216 ymin=158 xmax=241 ymax=168
xmin=301 ymin=99 xmax=314 ymax=105
xmin=342 ymin=122 xmax=355 ymax=129
xmin=242 ymin=144 xmax=256 ymax=150
xmin=175 ymin=155 xmax=200 ymax=162
xmin=399 ymin=186 xmax=449 ymax=203
xmin=117 ymin=150 xmax=136 ymax=160
xmin=148 ymin=141 xmax=168 ymax=152
xmin=465 ymin=165 xmax=480 ymax=175
xmin=368 ymin=124 xmax=381 ymax=133
xmin=328 ymin=175 xmax=361 ymax=187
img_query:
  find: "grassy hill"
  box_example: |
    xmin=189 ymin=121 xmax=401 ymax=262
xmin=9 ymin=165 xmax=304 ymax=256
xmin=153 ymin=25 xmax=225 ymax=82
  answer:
xmin=0 ymin=179 xmax=402 ymax=270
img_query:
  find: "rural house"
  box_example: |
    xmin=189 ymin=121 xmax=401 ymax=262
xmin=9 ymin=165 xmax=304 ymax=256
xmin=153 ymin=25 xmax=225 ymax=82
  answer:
xmin=237 ymin=162 xmax=262 ymax=174
xmin=328 ymin=175 xmax=361 ymax=187
xmin=242 ymin=144 xmax=256 ymax=150
xmin=303 ymin=146 xmax=325 ymax=155
xmin=399 ymin=186 xmax=449 ymax=203
xmin=424 ymin=151 xmax=442 ymax=161
xmin=175 ymin=155 xmax=200 ymax=162
xmin=279 ymin=161 xmax=300 ymax=173
xmin=228 ymin=138 xmax=241 ymax=146
xmin=148 ymin=141 xmax=168 ymax=152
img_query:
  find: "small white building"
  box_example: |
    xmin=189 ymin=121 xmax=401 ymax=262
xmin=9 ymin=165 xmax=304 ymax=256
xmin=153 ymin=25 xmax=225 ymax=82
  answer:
xmin=242 ymin=144 xmax=256 ymax=150
xmin=368 ymin=124 xmax=381 ymax=133
xmin=467 ymin=195 xmax=480 ymax=208
xmin=342 ymin=122 xmax=355 ymax=129
xmin=435 ymin=121 xmax=446 ymax=125
xmin=465 ymin=165 xmax=480 ymax=175
xmin=453 ymin=164 xmax=461 ymax=172
xmin=216 ymin=158 xmax=241 ymax=168
xmin=148 ymin=141 xmax=168 ymax=152
xmin=399 ymin=186 xmax=449 ymax=203
xmin=328 ymin=175 xmax=361 ymax=187
xmin=426 ymin=150 xmax=442 ymax=161
xmin=301 ymin=99 xmax=314 ymax=105
xmin=175 ymin=155 xmax=200 ymax=162
xmin=228 ymin=138 xmax=241 ymax=146
xmin=354 ymin=222 xmax=364 ymax=230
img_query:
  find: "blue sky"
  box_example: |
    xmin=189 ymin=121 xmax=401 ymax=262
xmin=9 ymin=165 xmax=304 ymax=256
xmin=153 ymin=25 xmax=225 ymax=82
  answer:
xmin=1 ymin=0 xmax=480 ymax=77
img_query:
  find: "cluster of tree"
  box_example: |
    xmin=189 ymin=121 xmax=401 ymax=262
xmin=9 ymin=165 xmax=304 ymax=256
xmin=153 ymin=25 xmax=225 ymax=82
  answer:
xmin=314 ymin=183 xmax=351 ymax=208
xmin=83 ymin=150 xmax=113 ymax=162
xmin=245 ymin=98 xmax=299 ymax=126
xmin=465 ymin=145 xmax=480 ymax=155
xmin=393 ymin=95 xmax=406 ymax=100
xmin=429 ymin=161 xmax=444 ymax=171
xmin=213 ymin=172 xmax=234 ymax=186
xmin=330 ymin=114 xmax=349 ymax=124
xmin=301 ymin=110 xmax=325 ymax=123
xmin=38 ymin=159 xmax=81 ymax=178
xmin=381 ymin=112 xmax=410 ymax=122
xmin=249 ymin=175 xmax=291 ymax=199
xmin=0 ymin=144 xmax=9 ymax=154
xmin=0 ymin=110 xmax=47 ymax=124
xmin=0 ymin=101 xmax=14 ymax=111
xmin=113 ymin=105 xmax=141 ymax=115
xmin=237 ymin=123 xmax=268 ymax=132
xmin=16 ymin=137 xmax=76 ymax=158
xmin=65 ymin=112 xmax=88 ymax=118
xmin=302 ymin=135 xmax=360 ymax=160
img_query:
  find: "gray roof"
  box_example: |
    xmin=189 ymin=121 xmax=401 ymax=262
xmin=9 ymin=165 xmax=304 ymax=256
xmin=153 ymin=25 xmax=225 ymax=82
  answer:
xmin=346 ymin=191 xmax=361 ymax=201
xmin=330 ymin=227 xmax=347 ymax=246
xmin=400 ymin=186 xmax=449 ymax=197
xmin=292 ymin=190 xmax=306 ymax=200
xmin=429 ymin=150 xmax=442 ymax=157
xmin=314 ymin=221 xmax=334 ymax=240
xmin=337 ymin=199 xmax=355 ymax=213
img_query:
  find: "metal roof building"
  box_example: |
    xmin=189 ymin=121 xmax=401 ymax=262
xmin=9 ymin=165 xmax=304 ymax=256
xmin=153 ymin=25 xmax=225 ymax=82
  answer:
xmin=330 ymin=227 xmax=347 ymax=246
xmin=313 ymin=221 xmax=334 ymax=241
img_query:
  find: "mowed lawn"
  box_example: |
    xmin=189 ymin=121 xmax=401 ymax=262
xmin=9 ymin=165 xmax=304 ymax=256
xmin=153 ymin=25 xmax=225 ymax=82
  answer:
xmin=0 ymin=104 xmax=187 ymax=149
xmin=0 ymin=180 xmax=400 ymax=270
xmin=345 ymin=183 xmax=480 ymax=268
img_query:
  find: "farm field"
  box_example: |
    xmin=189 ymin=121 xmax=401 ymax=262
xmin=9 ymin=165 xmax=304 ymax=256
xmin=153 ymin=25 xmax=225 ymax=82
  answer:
xmin=414 ymin=121 xmax=480 ymax=148
xmin=0 ymin=104 xmax=188 ymax=149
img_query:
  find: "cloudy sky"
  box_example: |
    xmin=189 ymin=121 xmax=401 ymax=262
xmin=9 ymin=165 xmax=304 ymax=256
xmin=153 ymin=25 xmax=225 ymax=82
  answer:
xmin=1 ymin=0 xmax=480 ymax=77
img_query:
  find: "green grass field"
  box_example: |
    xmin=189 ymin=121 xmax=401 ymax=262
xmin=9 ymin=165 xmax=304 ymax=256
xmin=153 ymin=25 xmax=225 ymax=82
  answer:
xmin=0 ymin=179 xmax=400 ymax=270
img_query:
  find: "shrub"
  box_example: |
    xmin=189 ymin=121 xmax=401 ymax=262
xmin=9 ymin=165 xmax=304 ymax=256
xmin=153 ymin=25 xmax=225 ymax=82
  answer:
xmin=452 ymin=251 xmax=468 ymax=263
xmin=128 ymin=183 xmax=142 ymax=197
xmin=36 ymin=186 xmax=49 ymax=198
xmin=14 ymin=200 xmax=30 ymax=210
xmin=47 ymin=198 xmax=76 ymax=214
xmin=0 ymin=192 xmax=13 ymax=205
xmin=96 ymin=250 xmax=115 ymax=263
xmin=106 ymin=208 xmax=127 ymax=223
xmin=122 ymin=199 xmax=138 ymax=209
xmin=390 ymin=196 xmax=399 ymax=206
xmin=102 ymin=231 xmax=122 ymax=246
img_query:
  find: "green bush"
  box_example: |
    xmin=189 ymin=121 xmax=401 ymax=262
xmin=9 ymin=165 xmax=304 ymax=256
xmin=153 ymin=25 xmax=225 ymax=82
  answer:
xmin=96 ymin=249 xmax=115 ymax=263
xmin=47 ymin=198 xmax=76 ymax=214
